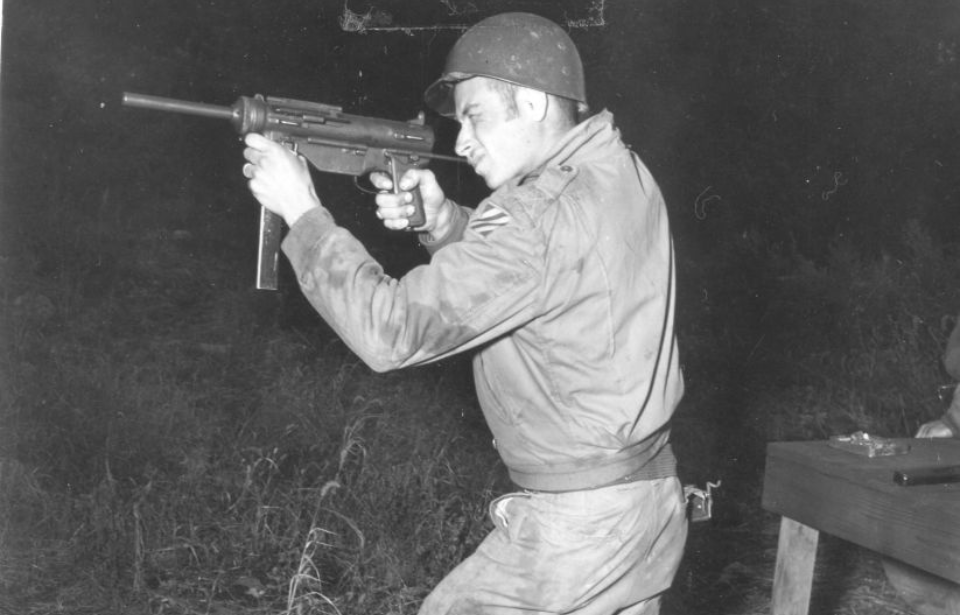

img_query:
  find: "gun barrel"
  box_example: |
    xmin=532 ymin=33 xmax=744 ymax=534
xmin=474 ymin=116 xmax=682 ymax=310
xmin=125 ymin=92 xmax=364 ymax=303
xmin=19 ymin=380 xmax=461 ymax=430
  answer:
xmin=122 ymin=92 xmax=234 ymax=121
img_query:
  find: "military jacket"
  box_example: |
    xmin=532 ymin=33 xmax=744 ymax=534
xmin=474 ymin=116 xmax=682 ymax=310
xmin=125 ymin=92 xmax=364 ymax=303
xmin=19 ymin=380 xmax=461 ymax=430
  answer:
xmin=283 ymin=111 xmax=684 ymax=491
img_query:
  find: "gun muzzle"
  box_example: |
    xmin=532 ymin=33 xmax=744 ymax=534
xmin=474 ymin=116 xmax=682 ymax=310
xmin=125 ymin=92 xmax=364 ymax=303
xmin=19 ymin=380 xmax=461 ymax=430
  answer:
xmin=122 ymin=92 xmax=235 ymax=122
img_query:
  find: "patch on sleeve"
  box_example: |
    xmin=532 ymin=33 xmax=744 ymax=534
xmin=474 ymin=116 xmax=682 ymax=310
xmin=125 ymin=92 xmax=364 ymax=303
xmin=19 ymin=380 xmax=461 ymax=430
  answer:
xmin=469 ymin=203 xmax=512 ymax=238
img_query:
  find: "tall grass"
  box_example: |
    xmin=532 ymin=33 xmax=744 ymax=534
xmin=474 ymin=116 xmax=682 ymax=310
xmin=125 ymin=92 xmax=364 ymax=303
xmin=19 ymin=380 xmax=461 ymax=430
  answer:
xmin=746 ymin=219 xmax=959 ymax=441
xmin=0 ymin=190 xmax=499 ymax=614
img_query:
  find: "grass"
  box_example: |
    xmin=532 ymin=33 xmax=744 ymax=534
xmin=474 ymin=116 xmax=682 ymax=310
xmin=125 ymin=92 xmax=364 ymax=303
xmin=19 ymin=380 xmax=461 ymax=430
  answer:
xmin=2 ymin=181 xmax=959 ymax=615
xmin=0 ymin=190 xmax=501 ymax=614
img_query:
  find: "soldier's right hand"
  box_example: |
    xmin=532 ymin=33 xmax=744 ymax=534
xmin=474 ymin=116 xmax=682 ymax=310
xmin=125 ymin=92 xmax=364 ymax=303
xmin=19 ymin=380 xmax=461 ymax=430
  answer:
xmin=370 ymin=168 xmax=448 ymax=233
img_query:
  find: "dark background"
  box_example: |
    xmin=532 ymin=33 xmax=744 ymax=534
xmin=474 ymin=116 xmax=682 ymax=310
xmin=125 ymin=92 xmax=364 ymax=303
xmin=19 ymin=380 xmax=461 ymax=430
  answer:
xmin=3 ymin=0 xmax=958 ymax=270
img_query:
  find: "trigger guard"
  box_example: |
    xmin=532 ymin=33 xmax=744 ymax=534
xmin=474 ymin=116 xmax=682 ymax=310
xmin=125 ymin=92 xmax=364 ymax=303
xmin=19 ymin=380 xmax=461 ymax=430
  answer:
xmin=353 ymin=176 xmax=382 ymax=195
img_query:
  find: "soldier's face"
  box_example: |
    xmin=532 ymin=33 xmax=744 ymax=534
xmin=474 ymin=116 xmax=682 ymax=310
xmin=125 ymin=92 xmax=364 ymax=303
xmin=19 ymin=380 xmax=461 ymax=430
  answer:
xmin=453 ymin=77 xmax=540 ymax=190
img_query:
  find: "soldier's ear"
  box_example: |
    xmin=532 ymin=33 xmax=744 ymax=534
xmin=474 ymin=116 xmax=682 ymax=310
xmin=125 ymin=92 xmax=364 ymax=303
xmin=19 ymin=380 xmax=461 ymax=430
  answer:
xmin=516 ymin=87 xmax=549 ymax=122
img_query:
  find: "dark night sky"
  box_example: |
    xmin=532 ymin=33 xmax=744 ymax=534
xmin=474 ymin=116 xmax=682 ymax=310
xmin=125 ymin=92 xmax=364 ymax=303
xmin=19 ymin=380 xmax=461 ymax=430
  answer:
xmin=1 ymin=0 xmax=958 ymax=282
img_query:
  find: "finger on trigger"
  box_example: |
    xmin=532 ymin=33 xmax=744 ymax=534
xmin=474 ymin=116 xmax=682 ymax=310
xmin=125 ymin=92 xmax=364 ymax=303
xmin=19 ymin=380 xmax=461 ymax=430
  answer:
xmin=370 ymin=172 xmax=389 ymax=190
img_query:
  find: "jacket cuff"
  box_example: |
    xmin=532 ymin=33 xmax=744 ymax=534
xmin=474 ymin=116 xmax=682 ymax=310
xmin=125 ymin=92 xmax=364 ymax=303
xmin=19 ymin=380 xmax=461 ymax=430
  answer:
xmin=419 ymin=200 xmax=470 ymax=255
xmin=281 ymin=206 xmax=337 ymax=273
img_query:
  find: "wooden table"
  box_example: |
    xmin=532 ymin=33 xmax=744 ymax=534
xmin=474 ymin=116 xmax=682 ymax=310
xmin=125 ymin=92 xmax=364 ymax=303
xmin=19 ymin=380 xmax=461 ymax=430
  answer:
xmin=761 ymin=438 xmax=960 ymax=615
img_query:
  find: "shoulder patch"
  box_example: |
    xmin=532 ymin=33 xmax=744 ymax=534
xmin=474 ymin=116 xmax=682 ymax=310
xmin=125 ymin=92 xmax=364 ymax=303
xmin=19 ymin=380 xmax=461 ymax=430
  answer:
xmin=469 ymin=202 xmax=512 ymax=238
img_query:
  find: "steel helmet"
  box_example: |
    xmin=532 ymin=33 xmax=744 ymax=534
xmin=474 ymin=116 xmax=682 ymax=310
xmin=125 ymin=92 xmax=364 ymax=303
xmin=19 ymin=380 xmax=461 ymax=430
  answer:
xmin=424 ymin=12 xmax=586 ymax=117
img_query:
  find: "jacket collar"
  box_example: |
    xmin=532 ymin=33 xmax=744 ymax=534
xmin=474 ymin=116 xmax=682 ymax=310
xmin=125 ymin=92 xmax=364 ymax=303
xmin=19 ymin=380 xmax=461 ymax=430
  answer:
xmin=504 ymin=110 xmax=621 ymax=190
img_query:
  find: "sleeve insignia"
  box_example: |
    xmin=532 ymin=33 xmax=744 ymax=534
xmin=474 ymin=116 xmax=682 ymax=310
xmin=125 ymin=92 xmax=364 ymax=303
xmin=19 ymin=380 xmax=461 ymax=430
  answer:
xmin=469 ymin=203 xmax=512 ymax=238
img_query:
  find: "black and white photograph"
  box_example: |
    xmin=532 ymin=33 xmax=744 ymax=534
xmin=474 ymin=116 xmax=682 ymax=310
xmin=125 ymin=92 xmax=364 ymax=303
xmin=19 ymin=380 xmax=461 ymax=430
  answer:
xmin=2 ymin=1 xmax=959 ymax=614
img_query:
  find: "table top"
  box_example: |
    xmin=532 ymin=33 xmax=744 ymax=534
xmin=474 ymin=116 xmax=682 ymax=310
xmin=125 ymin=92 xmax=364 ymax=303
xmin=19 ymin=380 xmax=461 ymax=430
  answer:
xmin=768 ymin=438 xmax=960 ymax=493
xmin=763 ymin=437 xmax=960 ymax=583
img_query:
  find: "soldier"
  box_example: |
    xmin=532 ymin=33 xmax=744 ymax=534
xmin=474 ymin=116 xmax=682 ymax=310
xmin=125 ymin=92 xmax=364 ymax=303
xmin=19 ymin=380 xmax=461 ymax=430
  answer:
xmin=242 ymin=12 xmax=687 ymax=614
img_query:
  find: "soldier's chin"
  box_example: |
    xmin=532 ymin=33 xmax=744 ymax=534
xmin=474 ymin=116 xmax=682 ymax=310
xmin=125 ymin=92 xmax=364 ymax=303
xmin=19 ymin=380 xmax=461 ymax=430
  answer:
xmin=478 ymin=169 xmax=503 ymax=190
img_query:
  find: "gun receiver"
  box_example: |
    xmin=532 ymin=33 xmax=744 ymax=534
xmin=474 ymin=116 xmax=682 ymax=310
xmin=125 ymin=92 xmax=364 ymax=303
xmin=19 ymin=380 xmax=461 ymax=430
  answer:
xmin=122 ymin=92 xmax=461 ymax=290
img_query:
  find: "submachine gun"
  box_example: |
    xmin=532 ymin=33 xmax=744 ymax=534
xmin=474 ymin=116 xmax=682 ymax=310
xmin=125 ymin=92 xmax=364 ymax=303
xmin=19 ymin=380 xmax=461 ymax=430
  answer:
xmin=122 ymin=92 xmax=462 ymax=290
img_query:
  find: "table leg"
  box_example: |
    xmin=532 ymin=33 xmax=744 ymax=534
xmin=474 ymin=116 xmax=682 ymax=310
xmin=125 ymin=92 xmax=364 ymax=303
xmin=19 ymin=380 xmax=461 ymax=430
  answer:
xmin=771 ymin=516 xmax=820 ymax=615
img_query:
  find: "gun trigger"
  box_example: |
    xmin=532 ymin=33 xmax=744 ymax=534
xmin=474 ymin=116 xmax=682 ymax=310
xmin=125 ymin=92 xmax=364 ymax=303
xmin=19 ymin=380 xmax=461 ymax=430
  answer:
xmin=387 ymin=154 xmax=400 ymax=189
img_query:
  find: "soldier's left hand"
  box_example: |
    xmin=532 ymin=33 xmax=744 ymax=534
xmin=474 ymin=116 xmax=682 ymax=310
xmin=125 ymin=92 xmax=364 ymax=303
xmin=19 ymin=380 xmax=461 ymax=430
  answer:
xmin=243 ymin=133 xmax=321 ymax=227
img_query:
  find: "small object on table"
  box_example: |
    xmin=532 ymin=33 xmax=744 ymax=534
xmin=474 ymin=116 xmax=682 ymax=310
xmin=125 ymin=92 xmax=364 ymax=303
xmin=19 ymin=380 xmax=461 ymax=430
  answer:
xmin=828 ymin=431 xmax=911 ymax=457
xmin=894 ymin=464 xmax=960 ymax=486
